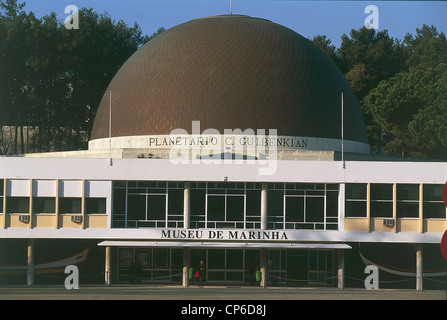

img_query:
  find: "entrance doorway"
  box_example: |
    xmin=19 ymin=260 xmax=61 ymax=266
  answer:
xmin=116 ymin=247 xmax=336 ymax=287
xmin=267 ymin=249 xmax=335 ymax=286
xmin=191 ymin=248 xmax=258 ymax=285
xmin=117 ymin=247 xmax=182 ymax=283
xmin=308 ymin=250 xmax=335 ymax=286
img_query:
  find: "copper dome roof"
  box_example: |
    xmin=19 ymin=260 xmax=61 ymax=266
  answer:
xmin=91 ymin=15 xmax=367 ymax=143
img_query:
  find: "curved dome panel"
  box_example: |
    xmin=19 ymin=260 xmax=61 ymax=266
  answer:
xmin=91 ymin=15 xmax=367 ymax=144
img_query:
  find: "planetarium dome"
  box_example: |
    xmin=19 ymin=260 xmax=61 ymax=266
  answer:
xmin=89 ymin=14 xmax=369 ymax=155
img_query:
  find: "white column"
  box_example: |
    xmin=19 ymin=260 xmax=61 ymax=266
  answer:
xmin=338 ymin=183 xmax=345 ymax=231
xmin=183 ymin=248 xmax=191 ymax=288
xmin=416 ymin=244 xmax=423 ymax=291
xmin=260 ymin=248 xmax=268 ymax=288
xmin=260 ymin=183 xmax=268 ymax=288
xmin=261 ymin=183 xmax=268 ymax=230
xmin=182 ymin=182 xmax=191 ymax=287
xmin=184 ymin=182 xmax=190 ymax=229
xmin=105 ymin=246 xmax=112 ymax=286
xmin=27 ymin=239 xmax=34 ymax=286
xmin=338 ymin=249 xmax=345 ymax=290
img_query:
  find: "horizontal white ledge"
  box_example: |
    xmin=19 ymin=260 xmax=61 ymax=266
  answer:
xmin=97 ymin=240 xmax=352 ymax=249
xmin=0 ymin=157 xmax=446 ymax=183
xmin=0 ymin=228 xmax=442 ymax=244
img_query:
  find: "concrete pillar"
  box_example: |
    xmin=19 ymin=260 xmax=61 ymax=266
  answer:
xmin=105 ymin=246 xmax=112 ymax=286
xmin=260 ymin=183 xmax=268 ymax=288
xmin=182 ymin=182 xmax=191 ymax=287
xmin=260 ymin=248 xmax=268 ymax=288
xmin=29 ymin=179 xmax=33 ymax=229
xmin=2 ymin=179 xmax=6 ymax=229
xmin=184 ymin=182 xmax=190 ymax=229
xmin=183 ymin=248 xmax=191 ymax=287
xmin=338 ymin=249 xmax=345 ymax=290
xmin=392 ymin=183 xmax=397 ymax=233
xmin=416 ymin=244 xmax=423 ymax=291
xmin=261 ymin=183 xmax=268 ymax=230
xmin=27 ymin=239 xmax=35 ymax=286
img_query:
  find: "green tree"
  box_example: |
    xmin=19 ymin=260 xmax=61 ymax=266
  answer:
xmin=0 ymin=1 xmax=153 ymax=153
xmin=365 ymin=63 xmax=447 ymax=159
xmin=57 ymin=8 xmax=150 ymax=149
xmin=310 ymin=35 xmax=338 ymax=64
xmin=403 ymin=24 xmax=447 ymax=71
xmin=0 ymin=0 xmax=39 ymax=153
xmin=338 ymin=27 xmax=405 ymax=101
xmin=337 ymin=27 xmax=406 ymax=151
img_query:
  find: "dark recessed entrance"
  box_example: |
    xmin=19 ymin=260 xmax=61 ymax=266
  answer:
xmin=116 ymin=247 xmax=336 ymax=287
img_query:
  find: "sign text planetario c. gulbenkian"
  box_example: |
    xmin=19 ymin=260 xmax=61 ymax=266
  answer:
xmin=161 ymin=229 xmax=288 ymax=240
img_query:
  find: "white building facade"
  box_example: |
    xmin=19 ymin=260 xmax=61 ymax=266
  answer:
xmin=1 ymin=154 xmax=446 ymax=290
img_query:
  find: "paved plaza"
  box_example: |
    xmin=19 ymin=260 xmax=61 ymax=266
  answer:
xmin=0 ymin=285 xmax=445 ymax=300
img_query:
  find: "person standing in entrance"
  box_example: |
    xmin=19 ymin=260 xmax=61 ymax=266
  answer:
xmin=198 ymin=260 xmax=206 ymax=288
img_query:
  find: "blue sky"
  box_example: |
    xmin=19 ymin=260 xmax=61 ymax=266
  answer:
xmin=20 ymin=1 xmax=447 ymax=47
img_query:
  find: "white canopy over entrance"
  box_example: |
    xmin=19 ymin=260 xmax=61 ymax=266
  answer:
xmin=98 ymin=241 xmax=351 ymax=249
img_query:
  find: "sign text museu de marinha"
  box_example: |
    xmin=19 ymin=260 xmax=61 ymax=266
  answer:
xmin=161 ymin=229 xmax=289 ymax=241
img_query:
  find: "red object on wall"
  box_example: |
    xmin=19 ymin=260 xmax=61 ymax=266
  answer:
xmin=441 ymin=229 xmax=447 ymax=261
xmin=441 ymin=183 xmax=447 ymax=261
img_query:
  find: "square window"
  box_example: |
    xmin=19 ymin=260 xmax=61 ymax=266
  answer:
xmin=7 ymin=197 xmax=29 ymax=213
xmin=59 ymin=197 xmax=81 ymax=214
xmin=267 ymin=190 xmax=283 ymax=216
xmin=285 ymin=196 xmax=304 ymax=222
xmin=191 ymin=189 xmax=206 ymax=215
xmin=371 ymin=201 xmax=393 ymax=218
xmin=86 ymin=198 xmax=106 ymax=214
xmin=147 ymin=195 xmax=166 ymax=220
xmin=226 ymin=196 xmax=244 ymax=221
xmin=397 ymin=202 xmax=419 ymax=218
xmin=371 ymin=184 xmax=393 ymax=201
xmin=345 ymin=201 xmax=366 ymax=217
xmin=306 ymin=197 xmax=324 ymax=222
xmin=127 ymin=195 xmax=145 ymax=220
xmin=168 ymin=189 xmax=183 ymax=216
xmin=207 ymin=195 xmax=225 ymax=221
xmin=246 ymin=190 xmax=261 ymax=216
xmin=397 ymin=184 xmax=419 ymax=201
xmin=424 ymin=202 xmax=446 ymax=219
xmin=33 ymin=197 xmax=56 ymax=213
xmin=423 ymin=185 xmax=443 ymax=202
xmin=345 ymin=184 xmax=367 ymax=200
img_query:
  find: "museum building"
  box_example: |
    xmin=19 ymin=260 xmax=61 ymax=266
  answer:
xmin=1 ymin=14 xmax=446 ymax=290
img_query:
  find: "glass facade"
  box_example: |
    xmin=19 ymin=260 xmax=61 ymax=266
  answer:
xmin=112 ymin=181 xmax=339 ymax=230
xmin=113 ymin=181 xmax=184 ymax=228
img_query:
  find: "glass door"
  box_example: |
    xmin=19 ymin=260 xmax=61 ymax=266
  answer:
xmin=267 ymin=250 xmax=287 ymax=285
xmin=308 ymin=250 xmax=334 ymax=286
xmin=287 ymin=250 xmax=307 ymax=285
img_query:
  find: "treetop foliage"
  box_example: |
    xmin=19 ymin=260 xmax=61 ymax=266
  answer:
xmin=1 ymin=0 xmax=446 ymax=160
xmin=0 ymin=0 xmax=156 ymax=154
xmin=312 ymin=24 xmax=447 ymax=159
